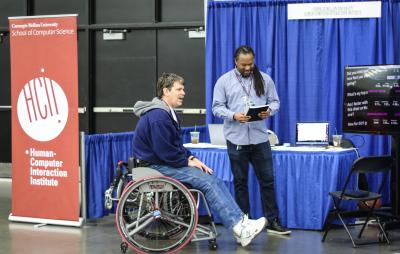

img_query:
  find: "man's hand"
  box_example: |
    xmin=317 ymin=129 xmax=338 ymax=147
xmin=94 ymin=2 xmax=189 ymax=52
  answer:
xmin=233 ymin=112 xmax=251 ymax=123
xmin=188 ymin=157 xmax=214 ymax=174
xmin=258 ymin=108 xmax=271 ymax=120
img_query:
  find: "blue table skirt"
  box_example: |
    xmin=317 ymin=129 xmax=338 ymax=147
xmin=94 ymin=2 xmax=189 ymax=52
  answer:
xmin=190 ymin=148 xmax=358 ymax=230
xmin=84 ymin=130 xmax=389 ymax=230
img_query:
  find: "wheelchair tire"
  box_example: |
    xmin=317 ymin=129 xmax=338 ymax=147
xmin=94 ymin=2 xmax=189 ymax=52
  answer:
xmin=116 ymin=176 xmax=198 ymax=253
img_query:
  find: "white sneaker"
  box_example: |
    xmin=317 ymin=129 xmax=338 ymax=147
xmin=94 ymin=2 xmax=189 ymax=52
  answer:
xmin=233 ymin=215 xmax=267 ymax=247
xmin=233 ymin=214 xmax=248 ymax=244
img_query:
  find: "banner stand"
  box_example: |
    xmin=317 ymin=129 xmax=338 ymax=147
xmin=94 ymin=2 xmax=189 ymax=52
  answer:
xmin=8 ymin=215 xmax=84 ymax=227
xmin=9 ymin=14 xmax=81 ymax=226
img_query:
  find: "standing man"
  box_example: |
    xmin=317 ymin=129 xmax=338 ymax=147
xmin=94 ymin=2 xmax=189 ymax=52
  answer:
xmin=132 ymin=73 xmax=267 ymax=247
xmin=212 ymin=45 xmax=290 ymax=235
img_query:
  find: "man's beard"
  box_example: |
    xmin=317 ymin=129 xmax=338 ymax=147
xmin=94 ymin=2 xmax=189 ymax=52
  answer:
xmin=241 ymin=70 xmax=253 ymax=77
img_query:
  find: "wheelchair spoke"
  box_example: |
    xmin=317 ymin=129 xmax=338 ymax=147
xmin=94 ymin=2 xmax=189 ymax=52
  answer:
xmin=154 ymin=190 xmax=160 ymax=209
xmin=135 ymin=192 xmax=145 ymax=227
xmin=172 ymin=201 xmax=183 ymax=215
xmin=128 ymin=216 xmax=154 ymax=237
xmin=160 ymin=210 xmax=193 ymax=229
xmin=126 ymin=212 xmax=153 ymax=230
xmin=161 ymin=215 xmax=192 ymax=229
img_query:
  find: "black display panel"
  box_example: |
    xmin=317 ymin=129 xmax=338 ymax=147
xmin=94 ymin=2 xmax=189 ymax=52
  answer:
xmin=343 ymin=65 xmax=400 ymax=135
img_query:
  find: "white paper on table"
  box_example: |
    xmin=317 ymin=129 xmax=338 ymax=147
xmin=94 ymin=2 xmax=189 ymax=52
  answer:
xmin=183 ymin=143 xmax=227 ymax=149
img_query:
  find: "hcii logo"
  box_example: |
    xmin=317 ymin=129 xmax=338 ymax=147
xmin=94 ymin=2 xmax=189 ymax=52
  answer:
xmin=17 ymin=71 xmax=68 ymax=142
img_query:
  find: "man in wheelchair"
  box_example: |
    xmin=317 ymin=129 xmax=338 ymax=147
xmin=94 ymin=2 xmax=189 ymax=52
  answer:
xmin=132 ymin=73 xmax=267 ymax=247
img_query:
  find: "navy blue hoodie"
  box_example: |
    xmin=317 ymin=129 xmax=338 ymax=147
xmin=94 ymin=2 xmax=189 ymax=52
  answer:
xmin=132 ymin=97 xmax=192 ymax=168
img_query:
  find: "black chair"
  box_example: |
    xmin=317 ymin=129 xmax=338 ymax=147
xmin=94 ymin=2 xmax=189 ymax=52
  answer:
xmin=339 ymin=139 xmax=369 ymax=191
xmin=322 ymin=156 xmax=392 ymax=247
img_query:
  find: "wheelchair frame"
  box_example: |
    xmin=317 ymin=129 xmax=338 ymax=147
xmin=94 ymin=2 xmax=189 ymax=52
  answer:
xmin=104 ymin=160 xmax=218 ymax=253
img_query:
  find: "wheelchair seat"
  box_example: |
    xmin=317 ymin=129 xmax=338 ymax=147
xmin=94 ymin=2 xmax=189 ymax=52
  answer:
xmin=105 ymin=159 xmax=218 ymax=253
xmin=132 ymin=166 xmax=163 ymax=179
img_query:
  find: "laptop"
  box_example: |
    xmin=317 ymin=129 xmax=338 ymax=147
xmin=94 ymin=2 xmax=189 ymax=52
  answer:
xmin=208 ymin=124 xmax=227 ymax=146
xmin=295 ymin=122 xmax=329 ymax=146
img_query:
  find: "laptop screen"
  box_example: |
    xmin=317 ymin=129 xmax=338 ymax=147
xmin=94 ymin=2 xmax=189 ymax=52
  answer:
xmin=296 ymin=122 xmax=329 ymax=146
xmin=208 ymin=124 xmax=227 ymax=146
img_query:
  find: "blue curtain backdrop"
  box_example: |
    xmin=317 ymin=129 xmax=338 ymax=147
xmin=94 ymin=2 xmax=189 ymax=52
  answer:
xmin=205 ymin=0 xmax=400 ymax=156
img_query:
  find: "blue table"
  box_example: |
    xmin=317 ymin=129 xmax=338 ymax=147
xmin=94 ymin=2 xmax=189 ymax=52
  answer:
xmin=189 ymin=147 xmax=359 ymax=230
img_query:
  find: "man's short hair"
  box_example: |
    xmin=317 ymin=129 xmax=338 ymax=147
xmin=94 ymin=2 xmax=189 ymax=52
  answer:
xmin=156 ymin=73 xmax=185 ymax=98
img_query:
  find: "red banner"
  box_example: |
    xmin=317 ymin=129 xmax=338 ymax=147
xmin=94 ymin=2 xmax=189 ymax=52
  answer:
xmin=9 ymin=15 xmax=79 ymax=222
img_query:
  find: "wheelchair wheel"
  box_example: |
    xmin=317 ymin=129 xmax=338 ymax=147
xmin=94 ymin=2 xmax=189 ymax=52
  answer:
xmin=116 ymin=176 xmax=198 ymax=253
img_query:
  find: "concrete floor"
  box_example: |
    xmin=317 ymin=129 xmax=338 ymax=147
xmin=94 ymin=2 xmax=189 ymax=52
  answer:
xmin=1 ymin=178 xmax=400 ymax=254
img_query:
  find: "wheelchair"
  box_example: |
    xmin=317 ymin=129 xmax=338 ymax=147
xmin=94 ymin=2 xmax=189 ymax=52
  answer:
xmin=104 ymin=158 xmax=218 ymax=253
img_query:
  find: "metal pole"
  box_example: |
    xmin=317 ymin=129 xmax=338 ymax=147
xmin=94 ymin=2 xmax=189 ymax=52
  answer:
xmin=80 ymin=131 xmax=87 ymax=224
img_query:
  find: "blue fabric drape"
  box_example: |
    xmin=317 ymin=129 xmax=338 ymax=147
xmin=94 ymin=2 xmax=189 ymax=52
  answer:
xmin=205 ymin=0 xmax=400 ymax=157
xmin=85 ymin=132 xmax=134 ymax=218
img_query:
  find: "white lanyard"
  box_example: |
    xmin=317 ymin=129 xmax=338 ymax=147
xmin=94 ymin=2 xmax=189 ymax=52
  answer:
xmin=234 ymin=71 xmax=253 ymax=98
xmin=235 ymin=72 xmax=254 ymax=110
